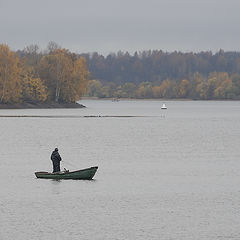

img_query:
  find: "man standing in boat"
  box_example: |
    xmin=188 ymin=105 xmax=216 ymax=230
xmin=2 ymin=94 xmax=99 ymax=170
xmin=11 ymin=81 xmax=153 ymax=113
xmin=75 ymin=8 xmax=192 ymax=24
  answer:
xmin=51 ymin=148 xmax=62 ymax=173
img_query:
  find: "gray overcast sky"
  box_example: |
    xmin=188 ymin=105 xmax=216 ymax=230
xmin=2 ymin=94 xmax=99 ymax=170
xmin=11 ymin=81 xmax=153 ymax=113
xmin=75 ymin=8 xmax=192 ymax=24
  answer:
xmin=1 ymin=0 xmax=240 ymax=54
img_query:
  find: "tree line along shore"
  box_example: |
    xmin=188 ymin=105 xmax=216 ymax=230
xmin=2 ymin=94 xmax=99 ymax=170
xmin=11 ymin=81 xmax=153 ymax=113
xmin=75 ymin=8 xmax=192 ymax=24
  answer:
xmin=84 ymin=50 xmax=240 ymax=100
xmin=1 ymin=42 xmax=240 ymax=109
xmin=0 ymin=42 xmax=89 ymax=107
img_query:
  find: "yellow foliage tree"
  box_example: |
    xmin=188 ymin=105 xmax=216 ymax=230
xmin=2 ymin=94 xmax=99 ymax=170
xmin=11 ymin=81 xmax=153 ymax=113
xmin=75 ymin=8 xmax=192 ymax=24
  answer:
xmin=0 ymin=44 xmax=22 ymax=103
xmin=136 ymin=82 xmax=153 ymax=98
xmin=86 ymin=80 xmax=103 ymax=97
xmin=152 ymin=86 xmax=161 ymax=98
xmin=62 ymin=57 xmax=89 ymax=102
xmin=214 ymin=78 xmax=232 ymax=99
xmin=22 ymin=68 xmax=48 ymax=103
xmin=196 ymin=81 xmax=208 ymax=99
xmin=39 ymin=49 xmax=89 ymax=103
xmin=178 ymin=79 xmax=190 ymax=98
xmin=159 ymin=79 xmax=172 ymax=98
xmin=207 ymin=72 xmax=231 ymax=99
xmin=135 ymin=85 xmax=145 ymax=98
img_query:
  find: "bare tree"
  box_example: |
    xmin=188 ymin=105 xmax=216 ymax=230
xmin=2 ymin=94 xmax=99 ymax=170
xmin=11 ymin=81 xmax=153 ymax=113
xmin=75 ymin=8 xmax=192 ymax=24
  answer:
xmin=23 ymin=44 xmax=41 ymax=67
xmin=47 ymin=41 xmax=61 ymax=53
xmin=23 ymin=44 xmax=39 ymax=55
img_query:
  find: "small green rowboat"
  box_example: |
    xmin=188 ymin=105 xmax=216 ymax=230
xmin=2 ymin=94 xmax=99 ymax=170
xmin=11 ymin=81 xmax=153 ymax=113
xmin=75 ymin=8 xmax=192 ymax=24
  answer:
xmin=35 ymin=166 xmax=98 ymax=180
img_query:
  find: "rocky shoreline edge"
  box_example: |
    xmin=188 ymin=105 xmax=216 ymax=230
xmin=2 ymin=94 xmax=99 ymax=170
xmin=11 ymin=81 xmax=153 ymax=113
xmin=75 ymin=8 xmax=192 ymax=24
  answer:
xmin=0 ymin=102 xmax=86 ymax=109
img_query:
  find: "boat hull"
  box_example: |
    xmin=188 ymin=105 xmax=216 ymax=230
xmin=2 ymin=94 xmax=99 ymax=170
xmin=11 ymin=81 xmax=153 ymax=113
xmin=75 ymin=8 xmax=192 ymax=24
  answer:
xmin=35 ymin=166 xmax=98 ymax=180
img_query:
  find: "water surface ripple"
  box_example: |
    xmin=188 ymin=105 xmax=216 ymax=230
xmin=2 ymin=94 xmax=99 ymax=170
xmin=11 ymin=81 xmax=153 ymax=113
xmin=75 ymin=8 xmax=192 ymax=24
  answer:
xmin=0 ymin=100 xmax=240 ymax=240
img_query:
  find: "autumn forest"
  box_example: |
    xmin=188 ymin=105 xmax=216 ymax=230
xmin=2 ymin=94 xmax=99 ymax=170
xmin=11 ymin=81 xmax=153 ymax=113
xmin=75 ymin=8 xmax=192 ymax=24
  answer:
xmin=0 ymin=42 xmax=89 ymax=104
xmin=1 ymin=42 xmax=240 ymax=105
xmin=84 ymin=50 xmax=240 ymax=100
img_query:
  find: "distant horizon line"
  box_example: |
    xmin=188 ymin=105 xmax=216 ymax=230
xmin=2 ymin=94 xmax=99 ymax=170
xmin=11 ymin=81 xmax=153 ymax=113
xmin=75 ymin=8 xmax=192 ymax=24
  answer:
xmin=1 ymin=42 xmax=239 ymax=56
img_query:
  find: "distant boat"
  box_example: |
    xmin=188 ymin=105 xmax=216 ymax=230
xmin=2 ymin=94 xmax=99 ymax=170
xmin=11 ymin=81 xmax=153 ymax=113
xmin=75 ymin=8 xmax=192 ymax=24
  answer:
xmin=35 ymin=166 xmax=98 ymax=180
xmin=161 ymin=103 xmax=167 ymax=109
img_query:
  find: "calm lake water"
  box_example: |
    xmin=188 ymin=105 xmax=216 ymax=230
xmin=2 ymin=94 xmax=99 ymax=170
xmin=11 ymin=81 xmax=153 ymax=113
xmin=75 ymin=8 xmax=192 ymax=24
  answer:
xmin=0 ymin=100 xmax=240 ymax=240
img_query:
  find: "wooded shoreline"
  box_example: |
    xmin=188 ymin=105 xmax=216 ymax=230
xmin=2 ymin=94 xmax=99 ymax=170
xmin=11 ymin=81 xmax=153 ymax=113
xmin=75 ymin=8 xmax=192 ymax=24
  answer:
xmin=0 ymin=102 xmax=85 ymax=109
xmin=2 ymin=43 xmax=240 ymax=104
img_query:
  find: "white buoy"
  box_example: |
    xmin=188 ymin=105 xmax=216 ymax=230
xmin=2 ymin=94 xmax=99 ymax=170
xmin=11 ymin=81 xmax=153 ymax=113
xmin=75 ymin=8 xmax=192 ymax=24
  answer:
xmin=161 ymin=103 xmax=167 ymax=109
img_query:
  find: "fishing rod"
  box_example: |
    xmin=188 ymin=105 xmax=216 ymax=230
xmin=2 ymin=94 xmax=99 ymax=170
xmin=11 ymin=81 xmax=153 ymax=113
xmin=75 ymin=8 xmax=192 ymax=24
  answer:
xmin=61 ymin=160 xmax=78 ymax=169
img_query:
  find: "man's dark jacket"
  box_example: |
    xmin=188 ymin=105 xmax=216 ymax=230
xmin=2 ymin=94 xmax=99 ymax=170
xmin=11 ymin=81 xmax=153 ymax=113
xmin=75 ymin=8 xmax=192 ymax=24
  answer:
xmin=51 ymin=150 xmax=62 ymax=162
xmin=51 ymin=150 xmax=62 ymax=172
